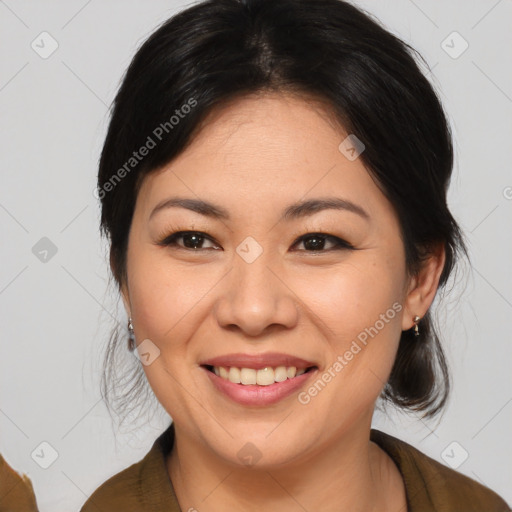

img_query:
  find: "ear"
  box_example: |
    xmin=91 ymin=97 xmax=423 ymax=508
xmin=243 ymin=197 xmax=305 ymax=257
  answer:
xmin=120 ymin=280 xmax=131 ymax=318
xmin=111 ymin=248 xmax=132 ymax=318
xmin=401 ymin=242 xmax=446 ymax=331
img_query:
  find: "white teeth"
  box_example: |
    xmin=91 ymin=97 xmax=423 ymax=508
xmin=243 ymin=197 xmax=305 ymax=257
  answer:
xmin=228 ymin=366 xmax=241 ymax=383
xmin=274 ymin=366 xmax=288 ymax=382
xmin=240 ymin=368 xmax=257 ymax=385
xmin=256 ymin=367 xmax=275 ymax=386
xmin=212 ymin=365 xmax=310 ymax=385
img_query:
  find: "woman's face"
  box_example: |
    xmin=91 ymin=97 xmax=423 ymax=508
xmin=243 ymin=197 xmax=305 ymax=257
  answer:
xmin=122 ymin=93 xmax=417 ymax=466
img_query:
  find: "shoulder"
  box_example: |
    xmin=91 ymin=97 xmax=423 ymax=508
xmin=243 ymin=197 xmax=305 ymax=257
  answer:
xmin=79 ymin=454 xmax=147 ymax=511
xmin=80 ymin=423 xmax=180 ymax=512
xmin=370 ymin=429 xmax=510 ymax=512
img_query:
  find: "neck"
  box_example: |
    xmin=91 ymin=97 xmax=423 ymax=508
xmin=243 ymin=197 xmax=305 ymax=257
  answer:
xmin=167 ymin=417 xmax=404 ymax=512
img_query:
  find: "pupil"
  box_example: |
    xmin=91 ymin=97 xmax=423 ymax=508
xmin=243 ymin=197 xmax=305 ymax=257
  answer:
xmin=304 ymin=235 xmax=324 ymax=250
xmin=184 ymin=233 xmax=202 ymax=249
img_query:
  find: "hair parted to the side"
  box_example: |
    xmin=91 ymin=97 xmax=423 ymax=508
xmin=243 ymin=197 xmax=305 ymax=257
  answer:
xmin=97 ymin=0 xmax=469 ymax=426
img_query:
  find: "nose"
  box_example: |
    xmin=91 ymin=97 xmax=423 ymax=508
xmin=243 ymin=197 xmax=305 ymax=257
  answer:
xmin=213 ymin=251 xmax=299 ymax=338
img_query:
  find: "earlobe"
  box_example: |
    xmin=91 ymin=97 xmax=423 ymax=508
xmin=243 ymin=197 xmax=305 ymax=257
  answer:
xmin=401 ymin=243 xmax=446 ymax=331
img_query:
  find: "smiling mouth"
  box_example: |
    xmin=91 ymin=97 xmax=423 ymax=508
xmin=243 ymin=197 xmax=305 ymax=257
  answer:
xmin=203 ymin=364 xmax=318 ymax=386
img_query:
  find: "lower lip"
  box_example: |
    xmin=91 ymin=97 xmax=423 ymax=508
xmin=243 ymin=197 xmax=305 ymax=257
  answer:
xmin=203 ymin=367 xmax=317 ymax=406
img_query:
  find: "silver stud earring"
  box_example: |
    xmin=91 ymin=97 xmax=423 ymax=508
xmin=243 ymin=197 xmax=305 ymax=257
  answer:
xmin=413 ymin=315 xmax=421 ymax=336
xmin=128 ymin=317 xmax=135 ymax=351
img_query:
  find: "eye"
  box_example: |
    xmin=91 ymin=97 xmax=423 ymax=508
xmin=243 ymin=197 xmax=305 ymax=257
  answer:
xmin=157 ymin=230 xmax=354 ymax=252
xmin=157 ymin=231 xmax=220 ymax=250
xmin=291 ymin=233 xmax=355 ymax=252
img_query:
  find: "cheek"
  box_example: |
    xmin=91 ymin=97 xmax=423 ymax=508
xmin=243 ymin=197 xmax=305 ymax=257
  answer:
xmin=294 ymin=262 xmax=405 ymax=417
xmin=126 ymin=250 xmax=215 ymax=418
xmin=297 ymin=256 xmax=406 ymax=402
xmin=294 ymin=256 xmax=405 ymax=343
xmin=127 ymin=248 xmax=219 ymax=348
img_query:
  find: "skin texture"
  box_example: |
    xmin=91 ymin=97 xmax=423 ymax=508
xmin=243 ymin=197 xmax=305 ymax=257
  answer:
xmin=121 ymin=92 xmax=445 ymax=511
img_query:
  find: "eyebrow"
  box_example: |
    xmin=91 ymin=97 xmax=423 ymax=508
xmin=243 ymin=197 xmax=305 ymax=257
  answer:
xmin=149 ymin=196 xmax=370 ymax=222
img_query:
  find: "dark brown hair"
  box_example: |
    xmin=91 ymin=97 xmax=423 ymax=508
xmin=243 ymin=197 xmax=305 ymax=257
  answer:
xmin=97 ymin=0 xmax=469 ymax=425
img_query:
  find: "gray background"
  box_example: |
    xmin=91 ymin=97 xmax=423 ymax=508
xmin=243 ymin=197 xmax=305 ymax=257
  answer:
xmin=1 ymin=0 xmax=511 ymax=510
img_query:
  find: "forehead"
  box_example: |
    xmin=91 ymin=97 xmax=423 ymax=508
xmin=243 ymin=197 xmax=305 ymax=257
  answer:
xmin=136 ymin=93 xmax=390 ymax=221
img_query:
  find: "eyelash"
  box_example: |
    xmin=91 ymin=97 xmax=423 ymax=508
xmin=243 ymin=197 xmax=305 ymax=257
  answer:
xmin=156 ymin=230 xmax=355 ymax=252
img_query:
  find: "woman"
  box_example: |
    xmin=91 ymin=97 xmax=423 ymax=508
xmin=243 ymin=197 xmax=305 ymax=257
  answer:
xmin=79 ymin=0 xmax=510 ymax=510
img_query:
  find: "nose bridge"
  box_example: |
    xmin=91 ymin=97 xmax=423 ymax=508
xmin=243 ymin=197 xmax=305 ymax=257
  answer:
xmin=214 ymin=241 xmax=298 ymax=336
xmin=235 ymin=246 xmax=275 ymax=304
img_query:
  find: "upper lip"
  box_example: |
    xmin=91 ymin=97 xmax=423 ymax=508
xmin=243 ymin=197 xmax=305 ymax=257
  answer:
xmin=200 ymin=352 xmax=317 ymax=370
